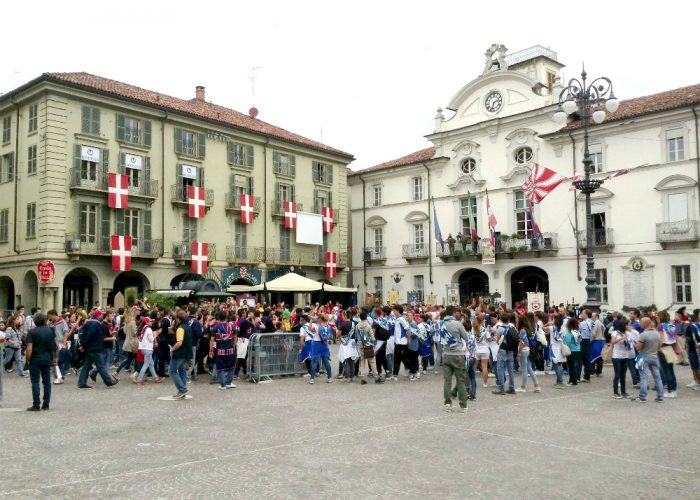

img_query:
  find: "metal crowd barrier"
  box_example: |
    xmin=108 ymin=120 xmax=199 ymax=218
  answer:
xmin=247 ymin=333 xmax=307 ymax=383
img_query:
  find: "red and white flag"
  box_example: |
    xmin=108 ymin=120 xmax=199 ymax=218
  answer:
xmin=240 ymin=194 xmax=255 ymax=224
xmin=568 ymin=173 xmax=584 ymax=191
xmin=486 ymin=190 xmax=497 ymax=246
xmin=284 ymin=201 xmax=297 ymax=229
xmin=326 ymin=252 xmax=337 ymax=279
xmin=520 ymin=163 xmax=565 ymax=204
xmin=188 ymin=186 xmax=206 ymax=218
xmin=322 ymin=207 xmax=334 ymax=233
xmin=602 ymin=168 xmax=631 ymax=181
xmin=111 ymin=235 xmax=132 ymax=272
xmin=108 ymin=173 xmax=129 ymax=209
xmin=191 ymin=241 xmax=208 ymax=274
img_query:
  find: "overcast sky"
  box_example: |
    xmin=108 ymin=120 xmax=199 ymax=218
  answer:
xmin=3 ymin=1 xmax=699 ymax=169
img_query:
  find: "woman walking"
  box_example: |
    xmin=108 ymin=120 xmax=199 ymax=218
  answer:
xmin=309 ymin=314 xmax=333 ymax=384
xmin=473 ymin=314 xmax=491 ymax=388
xmin=657 ymin=310 xmax=678 ymax=399
xmin=116 ymin=310 xmax=138 ymax=376
xmin=3 ymin=316 xmax=27 ymax=377
xmin=611 ymin=318 xmax=633 ymax=399
xmin=564 ymin=317 xmax=582 ymax=386
xmin=516 ymin=316 xmax=541 ymax=393
xmin=546 ymin=314 xmax=566 ymax=388
xmin=136 ymin=317 xmax=162 ymax=385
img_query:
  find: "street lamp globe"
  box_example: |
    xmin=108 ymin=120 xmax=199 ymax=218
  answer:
xmin=562 ymin=99 xmax=578 ymax=115
xmin=553 ymin=110 xmax=567 ymax=125
xmin=592 ymin=109 xmax=607 ymax=124
xmin=605 ymin=97 xmax=619 ymax=113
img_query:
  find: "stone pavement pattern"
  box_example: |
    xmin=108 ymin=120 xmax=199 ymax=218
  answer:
xmin=1 ymin=366 xmax=699 ymax=499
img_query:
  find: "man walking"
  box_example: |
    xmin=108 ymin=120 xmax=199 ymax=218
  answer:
xmin=25 ymin=313 xmax=56 ymax=411
xmin=493 ymin=313 xmax=518 ymax=395
xmin=440 ymin=306 xmax=470 ymax=412
xmin=48 ymin=310 xmax=70 ymax=384
xmin=170 ymin=310 xmax=193 ymax=399
xmin=578 ymin=309 xmax=594 ymax=382
xmin=78 ymin=310 xmax=118 ymax=388
xmin=633 ymin=317 xmax=664 ymax=403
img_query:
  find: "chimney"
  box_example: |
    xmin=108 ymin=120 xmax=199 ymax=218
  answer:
xmin=195 ymin=86 xmax=205 ymax=102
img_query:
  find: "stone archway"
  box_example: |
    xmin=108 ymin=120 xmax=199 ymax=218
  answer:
xmin=455 ymin=268 xmax=489 ymax=304
xmin=508 ymin=265 xmax=549 ymax=308
xmin=22 ymin=270 xmax=39 ymax=310
xmin=109 ymin=271 xmax=150 ymax=306
xmin=0 ymin=275 xmax=15 ymax=311
xmin=63 ymin=267 xmax=99 ymax=310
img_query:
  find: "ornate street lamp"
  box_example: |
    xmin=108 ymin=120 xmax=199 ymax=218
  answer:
xmin=553 ymin=66 xmax=618 ymax=311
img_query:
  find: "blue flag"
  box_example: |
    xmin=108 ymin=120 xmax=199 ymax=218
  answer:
xmin=433 ymin=201 xmax=445 ymax=251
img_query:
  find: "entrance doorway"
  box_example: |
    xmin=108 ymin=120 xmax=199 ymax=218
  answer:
xmin=457 ymin=268 xmax=489 ymax=304
xmin=0 ymin=276 xmax=15 ymax=311
xmin=509 ymin=266 xmax=549 ymax=308
xmin=23 ymin=270 xmax=39 ymax=310
xmin=109 ymin=271 xmax=150 ymax=306
xmin=63 ymin=268 xmax=98 ymax=309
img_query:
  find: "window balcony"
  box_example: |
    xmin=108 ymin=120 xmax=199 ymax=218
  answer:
xmin=402 ymin=243 xmax=429 ymax=261
xmin=266 ymin=248 xmax=295 ymax=265
xmin=170 ymin=185 xmax=214 ymax=208
xmin=656 ymin=220 xmax=699 ymax=248
xmin=225 ymin=193 xmax=262 ymax=214
xmin=314 ymin=206 xmax=340 ymax=224
xmin=271 ymin=199 xmax=302 ymax=217
xmin=65 ymin=234 xmax=162 ymax=259
xmin=577 ymin=228 xmax=613 ymax=251
xmin=362 ymin=247 xmax=386 ymax=264
xmin=69 ymin=167 xmax=108 ymax=192
xmin=172 ymin=241 xmax=216 ymax=261
xmin=436 ymin=233 xmax=558 ymax=261
xmin=226 ymin=245 xmax=265 ymax=264
xmin=127 ymin=179 xmax=159 ymax=200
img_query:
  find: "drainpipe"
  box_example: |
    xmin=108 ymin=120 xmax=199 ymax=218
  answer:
xmin=569 ymin=132 xmax=582 ymax=281
xmin=161 ymin=112 xmax=167 ymax=256
xmin=11 ymin=97 xmax=19 ymax=255
xmin=263 ymin=138 xmax=269 ymax=262
xmin=692 ymin=106 xmax=700 ymax=221
xmin=422 ymin=163 xmax=433 ymax=285
xmin=359 ymin=174 xmax=367 ymax=287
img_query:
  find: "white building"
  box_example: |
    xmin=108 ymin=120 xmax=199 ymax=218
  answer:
xmin=348 ymin=45 xmax=700 ymax=312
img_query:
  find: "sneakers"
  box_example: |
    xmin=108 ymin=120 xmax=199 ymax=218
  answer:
xmin=53 ymin=378 xmax=64 ymax=385
xmin=173 ymin=392 xmax=187 ymax=400
xmin=361 ymin=380 xmax=368 ymax=385
xmin=326 ymin=378 xmax=333 ymax=383
xmin=655 ymin=397 xmax=664 ymax=403
xmin=506 ymin=388 xmax=516 ymax=394
xmin=155 ymin=377 xmax=164 ymax=383
xmin=515 ymin=388 xmax=526 ymax=393
xmin=686 ymin=382 xmax=699 ymax=389
xmin=622 ymin=393 xmax=630 ymax=399
xmin=534 ymin=387 xmax=541 ymax=393
xmin=553 ymin=383 xmax=565 ymax=389
xmin=26 ymin=405 xmax=40 ymax=411
xmin=482 ymin=383 xmax=489 ymax=388
xmin=488 ymin=373 xmax=495 ymax=378
xmin=632 ymin=397 xmax=647 ymax=403
xmin=613 ymin=393 xmax=623 ymax=399
xmin=566 ymin=382 xmax=577 ymax=386
xmin=409 ymin=374 xmax=417 ymax=381
xmin=20 ymin=373 xmax=29 ymax=378
xmin=309 ymin=379 xmax=315 ymax=384
xmin=136 ymin=380 xmax=148 ymax=385
xmin=492 ymin=389 xmax=505 ymax=395
xmin=444 ymin=404 xmax=452 ymax=413
xmin=663 ymin=391 xmax=677 ymax=399
xmin=218 ymin=386 xmax=227 ymax=390
xmin=226 ymin=383 xmax=236 ymax=389
xmin=460 ymin=406 xmax=467 ymax=413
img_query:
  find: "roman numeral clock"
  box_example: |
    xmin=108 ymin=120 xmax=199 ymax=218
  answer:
xmin=484 ymin=90 xmax=503 ymax=113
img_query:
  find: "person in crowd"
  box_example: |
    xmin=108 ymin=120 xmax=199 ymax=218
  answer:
xmin=372 ymin=307 xmax=391 ymax=379
xmin=516 ymin=315 xmax=541 ymax=393
xmin=309 ymin=314 xmax=333 ymax=384
xmin=390 ymin=305 xmax=415 ymax=381
xmin=154 ymin=309 xmax=173 ymax=378
xmin=3 ymin=316 xmax=27 ymax=377
xmin=47 ymin=309 xmax=70 ymax=385
xmin=209 ymin=310 xmax=237 ymax=390
xmin=685 ymin=310 xmax=700 ymax=390
xmin=136 ymin=317 xmax=162 ymax=385
xmin=577 ymin=309 xmax=594 ymax=383
xmin=25 ymin=313 xmax=57 ymax=411
xmin=590 ymin=312 xmax=606 ymax=377
xmin=407 ymin=311 xmax=421 ymax=380
xmin=169 ymin=310 xmax=193 ymax=399
xmin=337 ymin=308 xmax=360 ymax=382
xmin=355 ymin=311 xmax=378 ymax=384
xmin=234 ymin=308 xmax=254 ymax=380
xmin=441 ymin=305 xmax=470 ymax=412
xmin=611 ymin=317 xmax=634 ymax=399
xmin=78 ymin=310 xmax=118 ymax=388
xmin=564 ymin=317 xmax=581 ymax=386
xmin=473 ymin=314 xmax=491 ymax=389
xmin=657 ymin=310 xmax=678 ymax=399
xmin=633 ymin=317 xmax=664 ymax=403
xmin=546 ymin=314 xmax=566 ymax=388
xmin=417 ymin=314 xmax=433 ymax=375
xmin=116 ymin=309 xmax=139 ymax=376
xmin=493 ymin=313 xmax=517 ymax=395
xmin=298 ymin=315 xmax=314 ymax=377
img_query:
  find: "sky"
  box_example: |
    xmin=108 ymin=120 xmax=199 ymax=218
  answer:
xmin=2 ymin=0 xmax=699 ymax=170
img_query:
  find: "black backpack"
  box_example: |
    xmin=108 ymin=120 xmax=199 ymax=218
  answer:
xmin=503 ymin=326 xmax=519 ymax=352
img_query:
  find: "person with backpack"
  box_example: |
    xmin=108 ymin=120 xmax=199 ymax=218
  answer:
xmin=546 ymin=314 xmax=567 ymax=388
xmin=372 ymin=307 xmax=392 ymax=379
xmin=684 ymin=311 xmax=700 ymax=390
xmin=492 ymin=313 xmax=518 ymax=395
xmin=564 ymin=317 xmax=582 ymax=386
xmin=516 ymin=316 xmax=541 ymax=393
xmin=441 ymin=306 xmax=470 ymax=412
xmin=169 ymin=310 xmax=194 ymax=400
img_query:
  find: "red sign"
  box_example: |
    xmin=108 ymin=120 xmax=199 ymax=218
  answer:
xmin=37 ymin=260 xmax=55 ymax=284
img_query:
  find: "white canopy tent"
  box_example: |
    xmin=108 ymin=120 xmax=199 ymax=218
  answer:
xmin=323 ymin=284 xmax=358 ymax=293
xmin=226 ymin=273 xmax=356 ymax=296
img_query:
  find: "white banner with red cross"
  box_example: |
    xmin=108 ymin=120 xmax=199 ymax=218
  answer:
xmin=108 ymin=173 xmax=129 ymax=209
xmin=191 ymin=241 xmax=208 ymax=274
xmin=111 ymin=235 xmax=132 ymax=272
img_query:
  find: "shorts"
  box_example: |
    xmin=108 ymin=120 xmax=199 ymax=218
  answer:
xmin=476 ymin=352 xmax=490 ymax=360
xmin=688 ymin=344 xmax=700 ymax=371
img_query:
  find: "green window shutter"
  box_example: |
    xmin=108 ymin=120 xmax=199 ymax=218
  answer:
xmin=248 ymin=176 xmax=254 ymax=196
xmin=290 ymin=155 xmax=296 ymax=177
xmin=144 ymin=157 xmax=151 ymax=184
xmin=313 ymin=189 xmax=319 ymax=212
xmin=143 ymin=209 xmax=152 ymax=241
xmin=81 ymin=106 xmax=91 ymax=134
xmin=8 ymin=153 xmax=14 ymax=181
xmin=197 ymin=132 xmax=206 ymax=158
xmin=100 ymin=205 xmax=110 ymax=250
xmin=116 ymin=114 xmax=125 ymax=142
xmin=196 ymin=166 xmax=204 ymax=187
xmin=273 ymin=151 xmax=280 ymax=172
xmin=246 ymin=145 xmax=254 ymax=167
xmin=291 ymin=184 xmax=296 ymax=202
xmin=115 ymin=210 xmax=125 ymax=236
xmin=74 ymin=144 xmax=82 ymax=183
xmin=102 ymin=148 xmax=109 ymax=169
xmin=328 ymin=164 xmax=333 ymax=184
xmin=227 ymin=141 xmax=234 ymax=164
xmin=118 ymin=153 xmax=126 ymax=174
xmin=174 ymin=127 xmax=183 ymax=154
xmin=328 ymin=190 xmax=333 ymax=207
xmin=175 ymin=164 xmax=184 ymax=195
xmin=143 ymin=120 xmax=152 ymax=147
xmin=91 ymin=108 xmax=100 ymax=136
xmin=312 ymin=163 xmax=319 ymax=183
xmin=275 ymin=182 xmax=280 ymax=203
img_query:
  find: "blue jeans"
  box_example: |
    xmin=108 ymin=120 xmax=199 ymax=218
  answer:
xmin=520 ymin=350 xmax=538 ymax=387
xmin=639 ymin=357 xmax=664 ymax=401
xmin=434 ymin=342 xmax=443 ymax=367
xmin=612 ymin=358 xmax=628 ymax=395
xmin=88 ymin=350 xmax=110 ymax=380
xmin=553 ymin=362 xmax=564 ymax=384
xmin=218 ymin=369 xmax=234 ymax=387
xmin=627 ymin=358 xmax=640 ymax=385
xmin=467 ymin=357 xmax=477 ymax=397
xmin=311 ymin=356 xmax=332 ymax=380
xmin=386 ymin=353 xmax=394 ymax=377
xmin=3 ymin=347 xmax=25 ymax=376
xmin=80 ymin=351 xmax=115 ymax=386
xmin=496 ymin=350 xmax=515 ymax=391
xmin=29 ymin=363 xmax=51 ymax=407
xmin=138 ymin=350 xmax=157 ymax=381
xmin=658 ymin=351 xmax=676 ymax=392
xmin=169 ymin=357 xmax=188 ymax=394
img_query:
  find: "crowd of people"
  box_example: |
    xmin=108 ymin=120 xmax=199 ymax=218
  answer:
xmin=1 ymin=298 xmax=699 ymax=412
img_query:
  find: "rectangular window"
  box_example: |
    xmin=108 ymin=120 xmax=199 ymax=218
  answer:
xmin=28 ymin=103 xmax=38 ymax=133
xmin=412 ymin=177 xmax=423 ymax=201
xmin=672 ymin=265 xmax=692 ymax=303
xmin=0 ymin=208 xmax=8 ymax=243
xmin=182 ymin=214 xmax=197 ymax=243
xmin=460 ymin=196 xmax=477 ymax=237
xmin=174 ymin=127 xmax=204 ymax=158
xmin=374 ymin=276 xmax=383 ymax=295
xmin=589 ymin=143 xmax=603 ymax=173
xmin=124 ymin=209 xmax=140 ymax=247
xmin=81 ymin=106 xmax=100 ymax=136
xmin=312 ymin=161 xmax=333 ymax=184
xmin=313 ymin=189 xmax=331 ymax=213
xmin=117 ymin=114 xmax=152 ymax=148
xmin=272 ymin=151 xmax=296 ymax=177
xmin=27 ymin=145 xmax=37 ymax=176
xmin=593 ymin=269 xmax=608 ymax=303
xmin=26 ymin=201 xmax=36 ymax=238
xmin=120 ymin=153 xmax=145 ymax=188
xmin=414 ymin=275 xmax=424 ymax=300
xmin=79 ymin=203 xmax=98 ymax=243
xmin=234 ymin=220 xmax=247 ymax=257
xmin=373 ymin=185 xmax=382 ymax=207
xmin=413 ymin=223 xmax=425 ymax=248
xmin=667 ymin=130 xmax=685 ymax=162
xmin=232 ymin=174 xmax=253 ymax=198
xmin=373 ymin=227 xmax=383 ymax=251
xmin=1 ymin=153 xmax=15 ymax=183
xmin=227 ymin=142 xmax=254 ymax=168
xmin=2 ymin=116 xmax=11 ymax=144
xmin=514 ymin=191 xmax=533 ymax=238
xmin=279 ymin=224 xmax=291 ymax=261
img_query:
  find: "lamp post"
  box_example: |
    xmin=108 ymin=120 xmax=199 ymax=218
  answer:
xmin=553 ymin=66 xmax=619 ymax=312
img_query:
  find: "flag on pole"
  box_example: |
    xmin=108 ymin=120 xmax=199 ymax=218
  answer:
xmin=433 ymin=199 xmax=445 ymax=251
xmin=466 ymin=191 xmax=478 ymax=240
xmin=486 ymin=189 xmax=497 ymax=247
xmin=528 ymin=201 xmax=543 ymax=245
xmin=520 ymin=163 xmax=565 ymax=204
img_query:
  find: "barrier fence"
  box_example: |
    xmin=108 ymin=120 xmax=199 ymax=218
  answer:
xmin=247 ymin=333 xmax=307 ymax=383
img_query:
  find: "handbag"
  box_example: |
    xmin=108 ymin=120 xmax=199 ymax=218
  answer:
xmin=601 ymin=343 xmax=613 ymax=363
xmin=362 ymin=345 xmax=375 ymax=358
xmin=660 ymin=345 xmax=678 ymax=365
xmin=560 ymin=342 xmax=571 ymax=357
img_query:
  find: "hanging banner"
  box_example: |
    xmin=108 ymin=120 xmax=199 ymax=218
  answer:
xmin=481 ymin=238 xmax=495 ymax=265
xmin=527 ymin=292 xmax=545 ymax=312
xmin=221 ymin=266 xmax=262 ymax=287
xmin=81 ymin=146 xmax=100 ymax=163
xmin=124 ymin=153 xmax=143 ymax=170
xmin=182 ymin=164 xmax=197 ymax=179
xmin=446 ymin=284 xmax=459 ymax=306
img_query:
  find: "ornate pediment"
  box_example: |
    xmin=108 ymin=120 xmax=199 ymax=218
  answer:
xmin=447 ymin=174 xmax=486 ymax=190
xmin=500 ymin=164 xmax=530 ymax=183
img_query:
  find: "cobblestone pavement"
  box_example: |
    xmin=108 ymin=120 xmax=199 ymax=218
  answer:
xmin=1 ymin=362 xmax=699 ymax=499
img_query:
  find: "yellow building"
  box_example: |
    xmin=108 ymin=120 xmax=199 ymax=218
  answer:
xmin=0 ymin=73 xmax=353 ymax=310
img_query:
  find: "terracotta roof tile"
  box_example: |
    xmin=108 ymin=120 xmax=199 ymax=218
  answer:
xmin=40 ymin=72 xmax=352 ymax=158
xmin=349 ymin=147 xmax=436 ymax=176
xmin=556 ymin=82 xmax=700 ymax=132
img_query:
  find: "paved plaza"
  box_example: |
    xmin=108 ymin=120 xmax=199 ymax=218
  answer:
xmin=1 ymin=363 xmax=699 ymax=499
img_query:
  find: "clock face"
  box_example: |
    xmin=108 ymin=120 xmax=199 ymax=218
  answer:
xmin=485 ymin=91 xmax=503 ymax=113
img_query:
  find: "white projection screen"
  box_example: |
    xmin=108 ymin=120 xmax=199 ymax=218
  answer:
xmin=295 ymin=212 xmax=323 ymax=245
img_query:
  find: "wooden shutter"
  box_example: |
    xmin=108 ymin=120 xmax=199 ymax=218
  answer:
xmin=118 ymin=153 xmax=126 ymax=174
xmin=174 ymin=127 xmax=183 ymax=154
xmin=197 ymin=132 xmax=206 ymax=158
xmin=275 ymin=182 xmax=280 ymax=207
xmin=81 ymin=106 xmax=91 ymax=134
xmin=227 ymin=141 xmax=234 ymax=164
xmin=116 ymin=114 xmax=125 ymax=142
xmin=115 ymin=210 xmax=125 ymax=236
xmin=247 ymin=176 xmax=254 ymax=196
xmin=144 ymin=157 xmax=151 ymax=185
xmin=7 ymin=153 xmax=14 ymax=182
xmin=272 ymin=151 xmax=280 ymax=173
xmin=100 ymin=204 xmax=110 ymax=250
xmin=143 ymin=209 xmax=152 ymax=242
xmin=313 ymin=189 xmax=319 ymax=212
xmin=143 ymin=120 xmax=152 ymax=147
xmin=102 ymin=148 xmax=109 ymax=169
xmin=312 ymin=163 xmax=319 ymax=183
xmin=328 ymin=190 xmax=333 ymax=208
xmin=196 ymin=166 xmax=203 ymax=187
xmin=91 ymin=108 xmax=100 ymax=136
xmin=246 ymin=145 xmax=254 ymax=167
xmin=328 ymin=164 xmax=333 ymax=184
xmin=290 ymin=155 xmax=296 ymax=177
xmin=291 ymin=184 xmax=296 ymax=202
xmin=74 ymin=144 xmax=82 ymax=183
xmin=175 ymin=165 xmax=184 ymax=199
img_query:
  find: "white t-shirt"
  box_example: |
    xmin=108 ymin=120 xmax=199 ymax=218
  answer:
xmin=138 ymin=327 xmax=154 ymax=351
xmin=475 ymin=325 xmax=490 ymax=354
xmin=612 ymin=330 xmax=635 ymax=359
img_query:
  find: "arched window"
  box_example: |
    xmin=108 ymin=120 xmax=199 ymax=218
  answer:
xmin=514 ymin=147 xmax=533 ymax=165
xmin=461 ymin=158 xmax=477 ymax=174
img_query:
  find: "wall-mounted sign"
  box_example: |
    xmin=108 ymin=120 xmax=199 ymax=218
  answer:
xmin=182 ymin=164 xmax=197 ymax=179
xmin=124 ymin=153 xmax=143 ymax=170
xmin=37 ymin=260 xmax=55 ymax=284
xmin=81 ymin=146 xmax=100 ymax=163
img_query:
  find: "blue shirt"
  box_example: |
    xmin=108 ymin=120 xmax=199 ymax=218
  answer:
xmin=579 ymin=318 xmax=593 ymax=340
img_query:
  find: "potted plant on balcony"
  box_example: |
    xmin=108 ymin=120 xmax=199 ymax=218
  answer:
xmin=471 ymin=235 xmax=479 ymax=253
